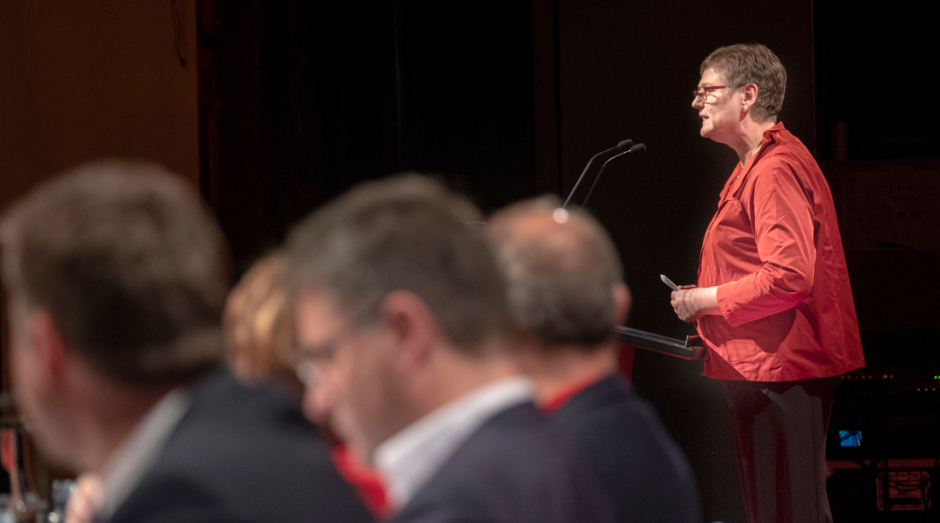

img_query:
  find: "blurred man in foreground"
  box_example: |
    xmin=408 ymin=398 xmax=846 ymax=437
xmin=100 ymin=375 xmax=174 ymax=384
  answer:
xmin=487 ymin=197 xmax=701 ymax=523
xmin=2 ymin=160 xmax=373 ymax=523
xmin=288 ymin=175 xmax=613 ymax=523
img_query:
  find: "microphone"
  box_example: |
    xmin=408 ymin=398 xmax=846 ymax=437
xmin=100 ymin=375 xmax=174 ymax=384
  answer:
xmin=562 ymin=139 xmax=633 ymax=208
xmin=580 ymin=143 xmax=646 ymax=209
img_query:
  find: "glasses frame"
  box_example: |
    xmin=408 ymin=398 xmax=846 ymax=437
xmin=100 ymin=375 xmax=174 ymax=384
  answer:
xmin=292 ymin=303 xmax=378 ymax=386
xmin=692 ymin=85 xmax=729 ymax=104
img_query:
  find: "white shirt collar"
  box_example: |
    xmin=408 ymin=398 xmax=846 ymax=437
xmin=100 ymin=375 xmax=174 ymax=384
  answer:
xmin=97 ymin=387 xmax=191 ymax=519
xmin=374 ymin=376 xmax=534 ymax=510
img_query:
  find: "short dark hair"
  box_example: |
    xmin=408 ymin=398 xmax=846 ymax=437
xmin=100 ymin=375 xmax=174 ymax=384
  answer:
xmin=287 ymin=174 xmax=508 ymax=354
xmin=487 ymin=196 xmax=624 ymax=349
xmin=701 ymin=43 xmax=787 ymax=122
xmin=1 ymin=160 xmax=230 ymax=385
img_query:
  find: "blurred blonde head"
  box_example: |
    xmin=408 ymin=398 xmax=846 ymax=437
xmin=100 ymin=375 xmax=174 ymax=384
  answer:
xmin=223 ymin=253 xmax=301 ymax=397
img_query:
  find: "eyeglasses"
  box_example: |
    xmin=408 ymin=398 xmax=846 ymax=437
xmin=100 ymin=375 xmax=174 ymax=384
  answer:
xmin=294 ymin=350 xmax=327 ymax=386
xmin=692 ymin=85 xmax=728 ymax=104
xmin=293 ymin=305 xmax=377 ymax=386
xmin=293 ymin=324 xmax=360 ymax=386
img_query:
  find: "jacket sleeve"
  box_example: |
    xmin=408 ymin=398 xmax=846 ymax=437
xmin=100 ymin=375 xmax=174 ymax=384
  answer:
xmin=716 ymin=158 xmax=816 ymax=327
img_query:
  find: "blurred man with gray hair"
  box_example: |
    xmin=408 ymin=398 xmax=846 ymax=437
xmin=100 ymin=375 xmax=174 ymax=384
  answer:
xmin=288 ymin=175 xmax=614 ymax=523
xmin=487 ymin=196 xmax=701 ymax=523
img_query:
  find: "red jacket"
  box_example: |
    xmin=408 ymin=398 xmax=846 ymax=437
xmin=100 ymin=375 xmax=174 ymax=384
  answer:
xmin=696 ymin=122 xmax=865 ymax=381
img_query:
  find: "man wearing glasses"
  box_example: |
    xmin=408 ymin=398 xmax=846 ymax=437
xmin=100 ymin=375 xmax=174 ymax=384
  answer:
xmin=287 ymin=175 xmax=613 ymax=523
xmin=670 ymin=44 xmax=865 ymax=523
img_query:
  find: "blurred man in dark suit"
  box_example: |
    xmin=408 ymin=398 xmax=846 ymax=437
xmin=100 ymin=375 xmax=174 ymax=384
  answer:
xmin=1 ymin=160 xmax=374 ymax=523
xmin=287 ymin=175 xmax=614 ymax=523
xmin=487 ymin=196 xmax=702 ymax=523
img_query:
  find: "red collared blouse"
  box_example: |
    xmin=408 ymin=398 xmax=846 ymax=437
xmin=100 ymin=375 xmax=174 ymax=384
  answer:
xmin=696 ymin=122 xmax=865 ymax=381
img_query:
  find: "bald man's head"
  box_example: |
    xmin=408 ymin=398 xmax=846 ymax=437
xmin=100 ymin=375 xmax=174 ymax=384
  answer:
xmin=487 ymin=197 xmax=630 ymax=350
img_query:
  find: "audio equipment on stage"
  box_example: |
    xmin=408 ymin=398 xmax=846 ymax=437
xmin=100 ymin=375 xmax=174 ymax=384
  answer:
xmin=828 ymin=366 xmax=940 ymax=460
xmin=563 ymin=139 xmax=645 ymax=209
xmin=580 ymin=143 xmax=646 ymax=209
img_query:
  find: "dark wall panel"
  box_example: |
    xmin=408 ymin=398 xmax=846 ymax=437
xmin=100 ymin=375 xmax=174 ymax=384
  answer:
xmin=394 ymin=1 xmax=536 ymax=211
xmin=205 ymin=2 xmax=536 ymax=268
xmin=207 ymin=1 xmax=400 ymax=268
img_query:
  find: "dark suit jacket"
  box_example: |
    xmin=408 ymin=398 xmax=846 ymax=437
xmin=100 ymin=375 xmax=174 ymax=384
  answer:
xmin=391 ymin=401 xmax=615 ymax=523
xmin=554 ymin=375 xmax=702 ymax=523
xmin=102 ymin=368 xmax=375 ymax=523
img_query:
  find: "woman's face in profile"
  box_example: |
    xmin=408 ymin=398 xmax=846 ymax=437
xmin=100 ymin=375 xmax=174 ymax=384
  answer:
xmin=693 ymin=68 xmax=740 ymax=146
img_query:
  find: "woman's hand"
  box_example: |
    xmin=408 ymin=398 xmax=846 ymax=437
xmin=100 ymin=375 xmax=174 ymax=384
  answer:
xmin=670 ymin=285 xmax=720 ymax=322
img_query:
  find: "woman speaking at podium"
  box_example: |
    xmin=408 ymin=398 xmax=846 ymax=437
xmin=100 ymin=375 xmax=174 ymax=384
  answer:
xmin=670 ymin=43 xmax=865 ymax=523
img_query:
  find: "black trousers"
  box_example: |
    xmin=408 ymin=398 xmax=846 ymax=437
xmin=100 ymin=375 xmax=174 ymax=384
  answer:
xmin=723 ymin=377 xmax=839 ymax=523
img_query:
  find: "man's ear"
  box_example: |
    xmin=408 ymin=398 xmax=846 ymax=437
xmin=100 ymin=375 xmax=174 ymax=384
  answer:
xmin=379 ymin=291 xmax=437 ymax=372
xmin=29 ymin=309 xmax=69 ymax=387
xmin=612 ymin=283 xmax=632 ymax=326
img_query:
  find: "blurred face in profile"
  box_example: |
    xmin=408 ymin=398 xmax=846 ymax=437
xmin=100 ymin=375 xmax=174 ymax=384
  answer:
xmin=7 ymin=297 xmax=76 ymax=469
xmin=294 ymin=291 xmax=402 ymax=464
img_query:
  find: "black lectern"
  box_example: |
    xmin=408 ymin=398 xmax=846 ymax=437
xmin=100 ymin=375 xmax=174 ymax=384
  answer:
xmin=612 ymin=326 xmax=704 ymax=361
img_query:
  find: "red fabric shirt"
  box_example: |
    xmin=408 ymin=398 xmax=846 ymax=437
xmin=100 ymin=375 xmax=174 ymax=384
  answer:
xmin=330 ymin=444 xmax=390 ymax=519
xmin=696 ymin=122 xmax=865 ymax=381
